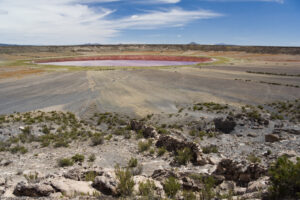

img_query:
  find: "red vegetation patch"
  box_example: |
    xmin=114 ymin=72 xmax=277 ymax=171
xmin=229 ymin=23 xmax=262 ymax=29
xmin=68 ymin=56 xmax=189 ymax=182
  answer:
xmin=36 ymin=55 xmax=212 ymax=64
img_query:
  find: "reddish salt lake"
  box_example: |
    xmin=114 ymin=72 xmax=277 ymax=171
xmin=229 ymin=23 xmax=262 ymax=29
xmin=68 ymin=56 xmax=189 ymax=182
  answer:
xmin=41 ymin=60 xmax=199 ymax=67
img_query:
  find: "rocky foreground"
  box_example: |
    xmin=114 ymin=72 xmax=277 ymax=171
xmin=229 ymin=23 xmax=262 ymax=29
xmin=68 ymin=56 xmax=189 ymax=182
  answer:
xmin=0 ymin=100 xmax=300 ymax=199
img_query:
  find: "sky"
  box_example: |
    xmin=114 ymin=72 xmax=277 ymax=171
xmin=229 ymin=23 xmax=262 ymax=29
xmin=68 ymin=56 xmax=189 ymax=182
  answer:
xmin=0 ymin=0 xmax=299 ymax=46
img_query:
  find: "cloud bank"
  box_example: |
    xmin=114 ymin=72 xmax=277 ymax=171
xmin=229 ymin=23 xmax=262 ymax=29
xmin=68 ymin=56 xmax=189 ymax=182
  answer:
xmin=0 ymin=0 xmax=220 ymax=44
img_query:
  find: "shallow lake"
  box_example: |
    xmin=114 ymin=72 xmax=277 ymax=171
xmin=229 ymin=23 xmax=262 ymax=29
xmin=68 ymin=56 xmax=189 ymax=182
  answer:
xmin=41 ymin=60 xmax=198 ymax=67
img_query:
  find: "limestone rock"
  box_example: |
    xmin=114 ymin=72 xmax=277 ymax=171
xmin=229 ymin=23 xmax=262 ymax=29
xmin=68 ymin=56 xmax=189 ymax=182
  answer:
xmin=92 ymin=171 xmax=118 ymax=196
xmin=13 ymin=181 xmax=54 ymax=197
xmin=50 ymin=178 xmax=97 ymax=197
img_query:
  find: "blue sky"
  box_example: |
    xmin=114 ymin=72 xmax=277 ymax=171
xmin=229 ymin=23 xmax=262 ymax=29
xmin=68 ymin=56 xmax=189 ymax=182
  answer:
xmin=0 ymin=0 xmax=299 ymax=46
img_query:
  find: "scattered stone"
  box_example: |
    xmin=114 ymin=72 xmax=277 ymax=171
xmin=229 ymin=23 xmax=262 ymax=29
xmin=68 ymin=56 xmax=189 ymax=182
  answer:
xmin=156 ymin=135 xmax=207 ymax=165
xmin=92 ymin=171 xmax=119 ymax=196
xmin=247 ymin=176 xmax=269 ymax=193
xmin=265 ymin=134 xmax=280 ymax=143
xmin=213 ymin=159 xmax=266 ymax=186
xmin=0 ymin=159 xmax=12 ymax=167
xmin=130 ymin=120 xmax=144 ymax=131
xmin=214 ymin=117 xmax=236 ymax=134
xmin=143 ymin=125 xmax=158 ymax=138
xmin=13 ymin=181 xmax=54 ymax=197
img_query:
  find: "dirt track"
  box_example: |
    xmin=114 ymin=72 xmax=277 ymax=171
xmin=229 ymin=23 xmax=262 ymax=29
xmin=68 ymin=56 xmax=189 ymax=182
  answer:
xmin=1 ymin=63 xmax=299 ymax=117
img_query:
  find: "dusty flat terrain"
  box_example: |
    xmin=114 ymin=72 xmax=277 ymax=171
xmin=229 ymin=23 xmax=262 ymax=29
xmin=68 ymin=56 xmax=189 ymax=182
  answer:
xmin=0 ymin=57 xmax=299 ymax=116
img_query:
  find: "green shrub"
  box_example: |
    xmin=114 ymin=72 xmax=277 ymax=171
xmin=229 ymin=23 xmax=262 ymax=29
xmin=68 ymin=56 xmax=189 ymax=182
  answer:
xmin=128 ymin=157 xmax=138 ymax=168
xmin=138 ymin=140 xmax=151 ymax=152
xmin=115 ymin=165 xmax=134 ymax=196
xmin=157 ymin=147 xmax=166 ymax=156
xmin=71 ymin=154 xmax=85 ymax=163
xmin=10 ymin=145 xmax=28 ymax=154
xmin=58 ymin=158 xmax=74 ymax=167
xmin=22 ymin=126 xmax=31 ymax=134
xmin=183 ymin=190 xmax=196 ymax=200
xmin=54 ymin=140 xmax=69 ymax=148
xmin=202 ymin=145 xmax=218 ymax=154
xmin=270 ymin=113 xmax=284 ymax=120
xmin=157 ymin=128 xmax=169 ymax=135
xmin=91 ymin=133 xmax=104 ymax=146
xmin=175 ymin=147 xmax=193 ymax=165
xmin=88 ymin=154 xmax=96 ymax=162
xmin=163 ymin=176 xmax=181 ymax=198
xmin=201 ymin=176 xmax=216 ymax=200
xmin=85 ymin=171 xmax=97 ymax=182
xmin=247 ymin=154 xmax=261 ymax=163
xmin=139 ymin=180 xmax=156 ymax=196
xmin=42 ymin=125 xmax=50 ymax=134
xmin=268 ymin=156 xmax=300 ymax=199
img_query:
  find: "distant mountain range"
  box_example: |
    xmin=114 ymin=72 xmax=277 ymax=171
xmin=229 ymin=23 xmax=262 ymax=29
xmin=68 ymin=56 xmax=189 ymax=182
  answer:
xmin=0 ymin=43 xmax=19 ymax=46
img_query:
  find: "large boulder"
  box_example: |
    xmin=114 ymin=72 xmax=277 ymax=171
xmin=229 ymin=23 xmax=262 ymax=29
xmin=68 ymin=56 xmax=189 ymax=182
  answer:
xmin=63 ymin=168 xmax=103 ymax=181
xmin=133 ymin=176 xmax=164 ymax=197
xmin=143 ymin=125 xmax=158 ymax=138
xmin=155 ymin=135 xmax=206 ymax=165
xmin=130 ymin=120 xmax=144 ymax=131
xmin=13 ymin=181 xmax=54 ymax=197
xmin=214 ymin=117 xmax=236 ymax=134
xmin=213 ymin=159 xmax=266 ymax=187
xmin=50 ymin=178 xmax=97 ymax=197
xmin=92 ymin=171 xmax=119 ymax=196
xmin=265 ymin=134 xmax=281 ymax=143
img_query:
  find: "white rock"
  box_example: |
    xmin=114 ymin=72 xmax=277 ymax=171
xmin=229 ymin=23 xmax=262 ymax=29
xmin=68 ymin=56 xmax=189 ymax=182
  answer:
xmin=50 ymin=178 xmax=97 ymax=197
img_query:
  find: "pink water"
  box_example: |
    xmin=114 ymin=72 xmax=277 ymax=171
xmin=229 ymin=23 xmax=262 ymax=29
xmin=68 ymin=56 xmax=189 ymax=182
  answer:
xmin=41 ymin=60 xmax=198 ymax=67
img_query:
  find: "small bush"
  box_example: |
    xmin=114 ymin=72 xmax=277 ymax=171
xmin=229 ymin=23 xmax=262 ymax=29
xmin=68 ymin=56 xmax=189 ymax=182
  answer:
xmin=85 ymin=171 xmax=97 ymax=182
xmin=183 ymin=190 xmax=197 ymax=200
xmin=202 ymin=145 xmax=218 ymax=154
xmin=138 ymin=140 xmax=151 ymax=152
xmin=91 ymin=133 xmax=104 ymax=146
xmin=10 ymin=145 xmax=28 ymax=154
xmin=58 ymin=158 xmax=74 ymax=167
xmin=201 ymin=176 xmax=216 ymax=200
xmin=157 ymin=147 xmax=166 ymax=156
xmin=71 ymin=154 xmax=84 ymax=163
xmin=268 ymin=156 xmax=300 ymax=199
xmin=115 ymin=165 xmax=134 ymax=196
xmin=54 ymin=140 xmax=69 ymax=148
xmin=175 ymin=147 xmax=193 ymax=165
xmin=163 ymin=176 xmax=181 ymax=198
xmin=88 ymin=154 xmax=96 ymax=162
xmin=128 ymin=157 xmax=138 ymax=168
xmin=139 ymin=179 xmax=156 ymax=196
xmin=247 ymin=154 xmax=261 ymax=163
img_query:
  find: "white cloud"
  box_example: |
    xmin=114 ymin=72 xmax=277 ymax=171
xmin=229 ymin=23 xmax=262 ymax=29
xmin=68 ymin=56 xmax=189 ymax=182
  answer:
xmin=0 ymin=0 xmax=220 ymax=44
xmin=199 ymin=0 xmax=284 ymax=3
xmin=117 ymin=8 xmax=221 ymax=29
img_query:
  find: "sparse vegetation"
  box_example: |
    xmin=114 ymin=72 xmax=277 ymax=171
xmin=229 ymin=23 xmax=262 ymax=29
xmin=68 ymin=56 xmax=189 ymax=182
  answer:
xmin=91 ymin=133 xmax=104 ymax=146
xmin=202 ymin=145 xmax=218 ymax=154
xmin=58 ymin=158 xmax=74 ymax=167
xmin=71 ymin=154 xmax=85 ymax=163
xmin=175 ymin=147 xmax=193 ymax=165
xmin=139 ymin=179 xmax=156 ymax=197
xmin=128 ymin=157 xmax=138 ymax=168
xmin=268 ymin=156 xmax=300 ymax=199
xmin=88 ymin=154 xmax=96 ymax=162
xmin=115 ymin=165 xmax=135 ymax=197
xmin=138 ymin=140 xmax=152 ymax=152
xmin=157 ymin=147 xmax=166 ymax=156
xmin=247 ymin=154 xmax=261 ymax=163
xmin=163 ymin=176 xmax=181 ymax=198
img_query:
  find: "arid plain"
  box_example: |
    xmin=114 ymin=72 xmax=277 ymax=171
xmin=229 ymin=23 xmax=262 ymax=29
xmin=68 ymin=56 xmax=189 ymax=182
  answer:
xmin=0 ymin=45 xmax=300 ymax=199
xmin=0 ymin=45 xmax=299 ymax=117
